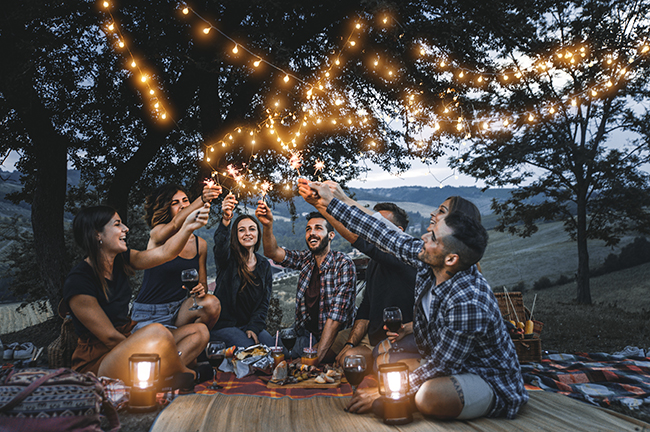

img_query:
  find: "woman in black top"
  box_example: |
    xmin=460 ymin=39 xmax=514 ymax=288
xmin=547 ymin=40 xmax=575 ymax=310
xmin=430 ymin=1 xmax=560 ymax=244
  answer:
xmin=210 ymin=193 xmax=274 ymax=348
xmin=63 ymin=204 xmax=210 ymax=385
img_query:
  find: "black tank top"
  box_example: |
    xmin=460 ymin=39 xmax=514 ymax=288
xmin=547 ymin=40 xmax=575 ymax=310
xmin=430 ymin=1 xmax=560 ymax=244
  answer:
xmin=136 ymin=236 xmax=200 ymax=304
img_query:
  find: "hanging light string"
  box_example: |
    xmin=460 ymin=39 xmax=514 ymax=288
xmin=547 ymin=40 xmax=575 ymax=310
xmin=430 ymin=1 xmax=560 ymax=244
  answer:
xmin=98 ymin=1 xmax=170 ymax=121
xmin=99 ymin=1 xmax=650 ymax=189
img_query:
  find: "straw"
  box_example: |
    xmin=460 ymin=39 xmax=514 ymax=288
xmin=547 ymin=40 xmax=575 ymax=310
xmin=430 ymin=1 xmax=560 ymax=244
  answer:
xmin=275 ymin=330 xmax=279 ymax=349
xmin=504 ymin=288 xmax=520 ymax=322
xmin=309 ymin=333 xmax=312 ymax=350
xmin=529 ymin=294 xmax=538 ymax=321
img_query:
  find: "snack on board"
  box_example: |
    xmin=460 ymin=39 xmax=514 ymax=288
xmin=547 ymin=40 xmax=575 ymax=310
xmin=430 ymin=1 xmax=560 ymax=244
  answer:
xmin=235 ymin=345 xmax=269 ymax=360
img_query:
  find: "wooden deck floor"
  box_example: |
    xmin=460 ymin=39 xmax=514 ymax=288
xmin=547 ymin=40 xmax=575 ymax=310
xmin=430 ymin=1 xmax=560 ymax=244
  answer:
xmin=150 ymin=391 xmax=650 ymax=432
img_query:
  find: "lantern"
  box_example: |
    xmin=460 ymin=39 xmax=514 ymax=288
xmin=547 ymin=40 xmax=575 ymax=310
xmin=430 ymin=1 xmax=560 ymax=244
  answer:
xmin=128 ymin=353 xmax=160 ymax=412
xmin=377 ymin=363 xmax=413 ymax=425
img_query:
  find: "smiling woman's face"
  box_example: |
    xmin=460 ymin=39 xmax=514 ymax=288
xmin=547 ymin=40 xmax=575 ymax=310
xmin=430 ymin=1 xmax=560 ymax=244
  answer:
xmin=428 ymin=198 xmax=452 ymax=230
xmin=98 ymin=213 xmax=129 ymax=254
xmin=237 ymin=217 xmax=259 ymax=250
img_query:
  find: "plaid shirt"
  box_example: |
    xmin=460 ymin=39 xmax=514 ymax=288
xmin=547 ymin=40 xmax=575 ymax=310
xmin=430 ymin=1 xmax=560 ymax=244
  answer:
xmin=280 ymin=248 xmax=356 ymax=337
xmin=327 ymin=198 xmax=528 ymax=419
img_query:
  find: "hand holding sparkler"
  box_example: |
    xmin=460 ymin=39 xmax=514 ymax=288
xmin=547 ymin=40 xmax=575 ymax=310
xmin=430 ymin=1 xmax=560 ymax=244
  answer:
xmin=255 ymin=200 xmax=274 ymax=227
xmin=202 ymin=179 xmax=222 ymax=204
xmin=221 ymin=193 xmax=237 ymax=225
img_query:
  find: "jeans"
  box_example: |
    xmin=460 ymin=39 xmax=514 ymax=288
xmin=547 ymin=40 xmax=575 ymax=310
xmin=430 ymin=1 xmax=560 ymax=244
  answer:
xmin=210 ymin=326 xmax=275 ymax=349
xmin=131 ymin=299 xmax=184 ymax=332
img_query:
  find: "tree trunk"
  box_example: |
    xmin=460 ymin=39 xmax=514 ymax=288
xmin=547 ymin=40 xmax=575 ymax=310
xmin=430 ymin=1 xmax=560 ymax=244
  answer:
xmin=575 ymin=192 xmax=592 ymax=304
xmin=14 ymin=79 xmax=69 ymax=311
xmin=106 ymin=128 xmax=169 ymax=223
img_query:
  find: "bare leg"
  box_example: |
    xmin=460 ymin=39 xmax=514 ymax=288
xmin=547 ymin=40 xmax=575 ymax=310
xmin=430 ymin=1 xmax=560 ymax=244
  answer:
xmin=176 ymin=294 xmax=221 ymax=330
xmin=97 ymin=323 xmax=193 ymax=385
xmin=169 ymin=323 xmax=210 ymax=367
xmin=414 ymin=376 xmax=463 ymax=419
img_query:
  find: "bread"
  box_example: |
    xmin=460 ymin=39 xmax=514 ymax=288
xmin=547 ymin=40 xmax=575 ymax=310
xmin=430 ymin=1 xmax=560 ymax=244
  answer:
xmin=272 ymin=360 xmax=288 ymax=381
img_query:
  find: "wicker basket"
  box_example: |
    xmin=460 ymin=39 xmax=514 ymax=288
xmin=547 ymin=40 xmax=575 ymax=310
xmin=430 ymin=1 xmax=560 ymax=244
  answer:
xmin=494 ymin=291 xmax=543 ymax=362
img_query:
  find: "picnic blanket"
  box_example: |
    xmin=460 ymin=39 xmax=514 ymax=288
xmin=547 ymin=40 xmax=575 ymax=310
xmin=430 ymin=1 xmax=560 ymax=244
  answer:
xmin=522 ymin=352 xmax=650 ymax=410
xmin=194 ymin=371 xmax=353 ymax=399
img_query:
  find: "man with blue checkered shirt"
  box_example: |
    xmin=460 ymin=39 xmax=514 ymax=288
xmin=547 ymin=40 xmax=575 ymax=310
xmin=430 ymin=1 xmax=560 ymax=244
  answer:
xmin=298 ymin=179 xmax=528 ymax=420
xmin=256 ymin=200 xmax=356 ymax=364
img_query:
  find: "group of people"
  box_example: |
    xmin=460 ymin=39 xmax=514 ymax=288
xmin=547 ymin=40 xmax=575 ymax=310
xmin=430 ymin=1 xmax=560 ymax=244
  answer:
xmin=62 ymin=177 xmax=528 ymax=420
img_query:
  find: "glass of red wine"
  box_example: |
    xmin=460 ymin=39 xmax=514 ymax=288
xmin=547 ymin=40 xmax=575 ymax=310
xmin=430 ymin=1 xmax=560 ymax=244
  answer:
xmin=181 ymin=268 xmax=203 ymax=311
xmin=280 ymin=328 xmax=296 ymax=359
xmin=383 ymin=306 xmax=403 ymax=333
xmin=205 ymin=341 xmax=226 ymax=390
xmin=343 ymin=354 xmax=366 ymax=393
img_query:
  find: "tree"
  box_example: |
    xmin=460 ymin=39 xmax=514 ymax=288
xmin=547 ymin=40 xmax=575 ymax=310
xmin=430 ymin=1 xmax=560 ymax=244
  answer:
xmin=452 ymin=0 xmax=650 ymax=304
xmin=0 ymin=0 xmax=536 ymax=309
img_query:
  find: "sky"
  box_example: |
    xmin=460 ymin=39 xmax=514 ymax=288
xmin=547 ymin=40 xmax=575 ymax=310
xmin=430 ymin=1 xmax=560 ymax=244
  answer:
xmin=1 ymin=148 xmax=484 ymax=190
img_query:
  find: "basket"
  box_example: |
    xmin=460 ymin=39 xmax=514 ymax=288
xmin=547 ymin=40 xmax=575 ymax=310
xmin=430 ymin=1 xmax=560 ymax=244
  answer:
xmin=513 ymin=338 xmax=542 ymax=363
xmin=494 ymin=291 xmax=543 ymax=362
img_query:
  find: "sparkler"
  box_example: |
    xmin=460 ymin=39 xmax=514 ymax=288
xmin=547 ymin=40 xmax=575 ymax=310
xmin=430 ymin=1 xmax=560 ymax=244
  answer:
xmin=289 ymin=151 xmax=303 ymax=176
xmin=314 ymin=159 xmax=325 ymax=181
xmin=259 ymin=180 xmax=273 ymax=203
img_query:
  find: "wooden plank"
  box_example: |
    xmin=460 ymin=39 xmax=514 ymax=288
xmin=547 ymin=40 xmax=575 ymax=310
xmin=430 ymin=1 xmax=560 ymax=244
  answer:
xmin=150 ymin=391 xmax=650 ymax=432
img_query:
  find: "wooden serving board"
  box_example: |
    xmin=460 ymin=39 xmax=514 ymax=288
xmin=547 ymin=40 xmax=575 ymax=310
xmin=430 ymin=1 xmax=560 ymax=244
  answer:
xmin=261 ymin=376 xmax=345 ymax=389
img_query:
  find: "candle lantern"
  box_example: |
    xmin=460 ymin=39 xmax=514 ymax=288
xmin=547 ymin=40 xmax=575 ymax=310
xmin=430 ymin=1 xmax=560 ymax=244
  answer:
xmin=377 ymin=362 xmax=413 ymax=425
xmin=128 ymin=353 xmax=160 ymax=412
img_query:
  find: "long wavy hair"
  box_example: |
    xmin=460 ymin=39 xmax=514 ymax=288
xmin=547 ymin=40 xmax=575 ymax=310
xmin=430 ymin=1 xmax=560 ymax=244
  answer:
xmin=73 ymin=206 xmax=133 ymax=300
xmin=446 ymin=196 xmax=482 ymax=222
xmin=229 ymin=214 xmax=262 ymax=291
xmin=143 ymin=184 xmax=189 ymax=228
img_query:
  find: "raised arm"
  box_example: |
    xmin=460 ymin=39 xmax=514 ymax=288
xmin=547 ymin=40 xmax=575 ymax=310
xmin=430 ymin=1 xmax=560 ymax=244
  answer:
xmin=149 ymin=185 xmax=221 ymax=247
xmin=131 ymin=205 xmax=210 ymax=270
xmin=255 ymin=200 xmax=286 ymax=263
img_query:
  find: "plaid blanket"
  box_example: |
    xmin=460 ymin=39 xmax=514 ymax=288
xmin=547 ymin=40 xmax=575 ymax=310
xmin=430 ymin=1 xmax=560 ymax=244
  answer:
xmin=522 ymin=352 xmax=650 ymax=410
xmin=194 ymin=371 xmax=354 ymax=399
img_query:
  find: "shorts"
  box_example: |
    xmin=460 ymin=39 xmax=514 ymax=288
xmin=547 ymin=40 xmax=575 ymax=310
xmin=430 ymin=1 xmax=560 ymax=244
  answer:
xmin=72 ymin=320 xmax=136 ymax=375
xmin=330 ymin=328 xmax=374 ymax=354
xmin=131 ymin=298 xmax=185 ymax=332
xmin=452 ymin=373 xmax=495 ymax=420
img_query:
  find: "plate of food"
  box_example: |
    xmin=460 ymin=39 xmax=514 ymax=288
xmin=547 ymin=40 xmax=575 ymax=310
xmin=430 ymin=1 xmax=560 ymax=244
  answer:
xmin=264 ymin=363 xmax=344 ymax=388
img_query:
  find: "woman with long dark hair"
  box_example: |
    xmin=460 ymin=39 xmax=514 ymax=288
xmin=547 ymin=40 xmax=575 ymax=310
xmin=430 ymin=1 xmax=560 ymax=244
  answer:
xmin=63 ymin=204 xmax=210 ymax=384
xmin=131 ymin=184 xmax=222 ymax=349
xmin=210 ymin=193 xmax=274 ymax=348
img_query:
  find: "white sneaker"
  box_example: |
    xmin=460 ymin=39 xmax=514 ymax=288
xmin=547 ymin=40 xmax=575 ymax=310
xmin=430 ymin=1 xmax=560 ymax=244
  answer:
xmin=613 ymin=346 xmax=645 ymax=358
xmin=13 ymin=342 xmax=35 ymax=360
xmin=3 ymin=342 xmax=18 ymax=360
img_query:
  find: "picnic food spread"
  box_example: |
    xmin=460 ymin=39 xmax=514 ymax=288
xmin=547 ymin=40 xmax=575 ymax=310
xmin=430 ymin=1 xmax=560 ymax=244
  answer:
xmin=269 ymin=362 xmax=343 ymax=387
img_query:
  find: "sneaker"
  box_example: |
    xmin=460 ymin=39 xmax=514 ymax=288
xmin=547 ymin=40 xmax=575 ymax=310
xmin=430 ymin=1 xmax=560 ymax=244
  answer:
xmin=3 ymin=342 xmax=18 ymax=360
xmin=613 ymin=346 xmax=645 ymax=358
xmin=13 ymin=342 xmax=35 ymax=360
xmin=193 ymin=362 xmax=213 ymax=385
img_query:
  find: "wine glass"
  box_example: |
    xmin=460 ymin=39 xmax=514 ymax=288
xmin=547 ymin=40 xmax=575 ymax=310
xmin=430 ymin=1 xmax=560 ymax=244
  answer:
xmin=181 ymin=268 xmax=203 ymax=311
xmin=279 ymin=328 xmax=296 ymax=359
xmin=205 ymin=341 xmax=226 ymax=390
xmin=383 ymin=306 xmax=403 ymax=333
xmin=343 ymin=354 xmax=366 ymax=393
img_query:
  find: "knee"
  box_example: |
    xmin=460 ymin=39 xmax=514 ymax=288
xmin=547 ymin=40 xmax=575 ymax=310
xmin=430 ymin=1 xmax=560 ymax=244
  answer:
xmin=414 ymin=379 xmax=462 ymax=419
xmin=204 ymin=295 xmax=221 ymax=320
xmin=139 ymin=323 xmax=176 ymax=349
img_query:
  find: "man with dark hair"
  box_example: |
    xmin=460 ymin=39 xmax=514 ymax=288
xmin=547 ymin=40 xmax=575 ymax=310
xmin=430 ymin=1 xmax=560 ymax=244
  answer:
xmin=309 ymin=198 xmax=416 ymax=368
xmin=298 ymin=179 xmax=527 ymax=420
xmin=255 ymin=202 xmax=356 ymax=363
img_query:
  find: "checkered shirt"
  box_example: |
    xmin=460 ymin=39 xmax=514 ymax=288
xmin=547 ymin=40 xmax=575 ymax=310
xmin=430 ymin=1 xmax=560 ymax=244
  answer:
xmin=327 ymin=198 xmax=528 ymax=419
xmin=280 ymin=248 xmax=356 ymax=336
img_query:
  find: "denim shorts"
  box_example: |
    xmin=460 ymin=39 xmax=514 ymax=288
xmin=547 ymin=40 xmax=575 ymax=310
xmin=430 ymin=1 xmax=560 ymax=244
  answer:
xmin=453 ymin=373 xmax=495 ymax=420
xmin=131 ymin=299 xmax=185 ymax=332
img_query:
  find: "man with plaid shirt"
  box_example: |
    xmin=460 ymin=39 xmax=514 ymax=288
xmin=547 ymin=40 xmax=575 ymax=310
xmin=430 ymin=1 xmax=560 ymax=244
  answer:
xmin=256 ymin=201 xmax=356 ymax=363
xmin=299 ymin=179 xmax=528 ymax=420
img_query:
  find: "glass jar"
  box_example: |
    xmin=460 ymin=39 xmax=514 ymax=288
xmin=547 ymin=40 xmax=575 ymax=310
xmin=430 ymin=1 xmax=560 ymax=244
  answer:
xmin=301 ymin=347 xmax=318 ymax=366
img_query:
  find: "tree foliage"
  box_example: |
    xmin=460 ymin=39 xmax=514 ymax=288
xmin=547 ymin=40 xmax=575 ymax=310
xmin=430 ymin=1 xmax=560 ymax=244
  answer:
xmin=0 ymin=0 xmax=538 ymax=308
xmin=453 ymin=0 xmax=650 ymax=304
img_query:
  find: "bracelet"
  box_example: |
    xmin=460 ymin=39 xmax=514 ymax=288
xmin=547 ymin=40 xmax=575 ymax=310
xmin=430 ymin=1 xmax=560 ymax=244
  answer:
xmin=201 ymin=195 xmax=207 ymax=204
xmin=344 ymin=342 xmax=354 ymax=348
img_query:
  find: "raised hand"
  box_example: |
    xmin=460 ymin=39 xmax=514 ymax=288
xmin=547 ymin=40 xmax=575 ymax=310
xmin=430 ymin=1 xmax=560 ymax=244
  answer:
xmin=221 ymin=193 xmax=237 ymax=222
xmin=185 ymin=204 xmax=210 ymax=230
xmin=202 ymin=184 xmax=222 ymax=203
xmin=255 ymin=200 xmax=274 ymax=226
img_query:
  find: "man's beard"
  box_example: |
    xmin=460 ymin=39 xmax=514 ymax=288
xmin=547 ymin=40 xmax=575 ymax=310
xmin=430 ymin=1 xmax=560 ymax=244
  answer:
xmin=307 ymin=235 xmax=330 ymax=255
